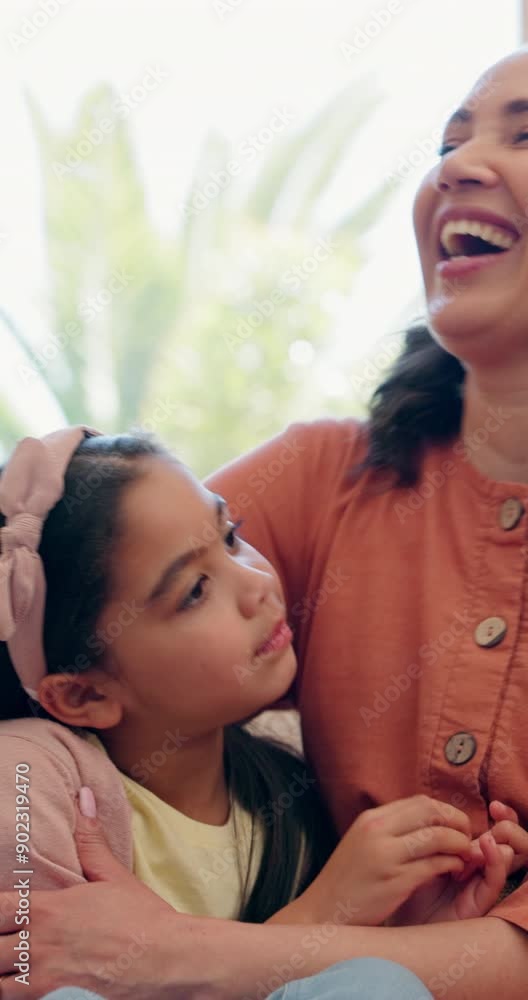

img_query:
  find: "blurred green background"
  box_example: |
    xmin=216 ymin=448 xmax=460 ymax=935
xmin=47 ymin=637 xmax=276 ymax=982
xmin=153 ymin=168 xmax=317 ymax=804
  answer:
xmin=0 ymin=82 xmax=393 ymax=474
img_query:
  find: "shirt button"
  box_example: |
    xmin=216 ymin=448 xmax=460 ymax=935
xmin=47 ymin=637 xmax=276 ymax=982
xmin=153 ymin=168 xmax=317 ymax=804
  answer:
xmin=445 ymin=732 xmax=477 ymax=766
xmin=499 ymin=498 xmax=524 ymax=531
xmin=474 ymin=616 xmax=507 ymax=648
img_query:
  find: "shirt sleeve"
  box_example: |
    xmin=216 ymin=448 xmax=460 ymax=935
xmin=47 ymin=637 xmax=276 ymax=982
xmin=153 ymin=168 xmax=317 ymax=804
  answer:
xmin=0 ymin=734 xmax=84 ymax=890
xmin=206 ymin=422 xmax=319 ymax=612
xmin=207 ymin=417 xmax=362 ymax=610
xmin=206 ymin=420 xmax=349 ymax=705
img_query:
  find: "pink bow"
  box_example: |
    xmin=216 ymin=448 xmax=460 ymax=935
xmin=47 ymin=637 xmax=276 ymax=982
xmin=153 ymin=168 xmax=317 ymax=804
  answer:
xmin=0 ymin=427 xmax=99 ymax=699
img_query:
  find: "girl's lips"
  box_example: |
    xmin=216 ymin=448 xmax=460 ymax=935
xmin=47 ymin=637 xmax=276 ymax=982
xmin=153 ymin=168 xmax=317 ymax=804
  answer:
xmin=255 ymin=620 xmax=293 ymax=658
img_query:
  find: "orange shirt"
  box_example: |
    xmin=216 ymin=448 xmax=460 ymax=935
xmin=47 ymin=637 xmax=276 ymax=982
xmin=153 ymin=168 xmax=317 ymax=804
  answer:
xmin=207 ymin=417 xmax=528 ymax=934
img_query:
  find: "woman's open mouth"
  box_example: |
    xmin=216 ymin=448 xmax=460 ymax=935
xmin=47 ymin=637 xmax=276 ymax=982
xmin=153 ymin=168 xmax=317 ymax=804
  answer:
xmin=435 ymin=215 xmax=521 ymax=279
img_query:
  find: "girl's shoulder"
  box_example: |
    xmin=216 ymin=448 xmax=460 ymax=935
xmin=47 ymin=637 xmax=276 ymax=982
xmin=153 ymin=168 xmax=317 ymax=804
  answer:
xmin=0 ymin=717 xmax=133 ymax=874
xmin=0 ymin=717 xmax=127 ymax=807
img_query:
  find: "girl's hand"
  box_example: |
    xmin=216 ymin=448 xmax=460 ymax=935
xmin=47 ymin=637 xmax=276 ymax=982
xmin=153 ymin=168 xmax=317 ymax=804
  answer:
xmin=393 ymin=800 xmax=527 ymax=926
xmin=289 ymin=794 xmax=472 ymax=927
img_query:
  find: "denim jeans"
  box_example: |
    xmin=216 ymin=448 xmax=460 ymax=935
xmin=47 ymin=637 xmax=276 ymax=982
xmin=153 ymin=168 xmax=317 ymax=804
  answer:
xmin=39 ymin=958 xmax=433 ymax=999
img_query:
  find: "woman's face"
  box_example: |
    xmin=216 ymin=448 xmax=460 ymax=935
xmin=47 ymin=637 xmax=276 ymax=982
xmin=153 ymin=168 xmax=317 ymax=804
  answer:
xmin=414 ymin=50 xmax=528 ymax=370
xmin=97 ymin=457 xmax=296 ymax=735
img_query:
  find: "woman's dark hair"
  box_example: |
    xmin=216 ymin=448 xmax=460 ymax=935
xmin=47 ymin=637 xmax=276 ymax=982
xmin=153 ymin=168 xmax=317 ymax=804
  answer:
xmin=360 ymin=321 xmax=466 ymax=487
xmin=0 ymin=432 xmax=335 ymax=922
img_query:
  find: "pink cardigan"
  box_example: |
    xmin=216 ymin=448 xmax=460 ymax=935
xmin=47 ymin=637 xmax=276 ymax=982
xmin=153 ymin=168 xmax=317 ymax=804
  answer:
xmin=0 ymin=717 xmax=133 ymax=888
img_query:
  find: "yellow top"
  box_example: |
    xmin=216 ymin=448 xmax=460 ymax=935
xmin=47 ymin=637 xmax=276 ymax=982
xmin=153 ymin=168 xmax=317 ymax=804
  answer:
xmin=85 ymin=733 xmax=264 ymax=919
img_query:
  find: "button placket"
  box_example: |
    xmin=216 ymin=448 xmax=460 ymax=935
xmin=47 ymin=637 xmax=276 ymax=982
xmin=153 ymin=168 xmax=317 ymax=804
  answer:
xmin=430 ymin=486 xmax=527 ymax=809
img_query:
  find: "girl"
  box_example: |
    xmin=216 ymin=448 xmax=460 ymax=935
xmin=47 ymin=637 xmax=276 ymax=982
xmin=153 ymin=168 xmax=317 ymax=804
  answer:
xmin=0 ymin=425 xmax=514 ymax=941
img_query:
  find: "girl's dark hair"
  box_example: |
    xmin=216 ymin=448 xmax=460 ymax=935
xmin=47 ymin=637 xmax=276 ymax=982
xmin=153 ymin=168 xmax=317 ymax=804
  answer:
xmin=0 ymin=432 xmax=334 ymax=922
xmin=361 ymin=322 xmax=466 ymax=487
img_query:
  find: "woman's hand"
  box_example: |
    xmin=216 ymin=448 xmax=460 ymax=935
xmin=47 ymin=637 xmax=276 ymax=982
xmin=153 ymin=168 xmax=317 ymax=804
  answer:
xmin=0 ymin=802 xmax=222 ymax=999
xmin=424 ymin=831 xmax=512 ymax=923
xmin=465 ymin=801 xmax=528 ymax=876
xmin=277 ymin=794 xmax=472 ymax=927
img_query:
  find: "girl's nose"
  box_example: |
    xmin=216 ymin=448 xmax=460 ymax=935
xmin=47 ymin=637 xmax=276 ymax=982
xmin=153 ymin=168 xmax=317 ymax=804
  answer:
xmin=236 ymin=563 xmax=277 ymax=619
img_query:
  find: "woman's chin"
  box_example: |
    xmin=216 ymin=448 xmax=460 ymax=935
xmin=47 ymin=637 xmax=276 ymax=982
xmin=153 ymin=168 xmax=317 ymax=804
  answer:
xmin=427 ymin=298 xmax=503 ymax=357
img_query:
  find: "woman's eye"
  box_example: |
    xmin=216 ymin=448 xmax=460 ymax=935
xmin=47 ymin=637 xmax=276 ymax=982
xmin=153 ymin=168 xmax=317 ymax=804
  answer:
xmin=514 ymin=130 xmax=528 ymax=144
xmin=179 ymin=575 xmax=208 ymax=610
xmin=224 ymin=519 xmax=244 ymax=550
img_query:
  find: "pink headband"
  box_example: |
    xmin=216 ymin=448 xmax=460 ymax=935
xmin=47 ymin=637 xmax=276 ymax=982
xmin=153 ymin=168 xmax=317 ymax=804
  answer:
xmin=0 ymin=426 xmax=100 ymax=700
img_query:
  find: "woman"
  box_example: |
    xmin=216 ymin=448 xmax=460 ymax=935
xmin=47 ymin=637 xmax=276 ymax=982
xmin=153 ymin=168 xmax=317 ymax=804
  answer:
xmin=2 ymin=46 xmax=528 ymax=1000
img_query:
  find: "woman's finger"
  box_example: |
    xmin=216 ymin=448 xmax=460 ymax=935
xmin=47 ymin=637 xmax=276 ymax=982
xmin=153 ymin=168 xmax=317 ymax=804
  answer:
xmin=470 ymin=833 xmax=510 ymax=917
xmin=489 ymin=800 xmax=519 ymax=825
xmin=490 ymin=820 xmax=528 ymax=870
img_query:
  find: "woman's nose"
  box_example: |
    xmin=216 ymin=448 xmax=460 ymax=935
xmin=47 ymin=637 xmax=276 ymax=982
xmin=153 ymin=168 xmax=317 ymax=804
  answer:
xmin=435 ymin=144 xmax=500 ymax=193
xmin=236 ymin=563 xmax=277 ymax=619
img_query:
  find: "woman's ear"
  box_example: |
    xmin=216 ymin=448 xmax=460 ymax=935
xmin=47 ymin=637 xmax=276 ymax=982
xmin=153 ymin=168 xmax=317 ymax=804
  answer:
xmin=37 ymin=671 xmax=123 ymax=729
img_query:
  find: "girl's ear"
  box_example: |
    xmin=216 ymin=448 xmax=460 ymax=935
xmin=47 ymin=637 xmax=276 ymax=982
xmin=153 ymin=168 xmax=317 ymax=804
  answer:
xmin=37 ymin=672 xmax=123 ymax=729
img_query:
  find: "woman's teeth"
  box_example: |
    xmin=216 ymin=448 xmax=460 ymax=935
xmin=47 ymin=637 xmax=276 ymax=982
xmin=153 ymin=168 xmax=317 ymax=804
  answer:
xmin=440 ymin=219 xmax=517 ymax=258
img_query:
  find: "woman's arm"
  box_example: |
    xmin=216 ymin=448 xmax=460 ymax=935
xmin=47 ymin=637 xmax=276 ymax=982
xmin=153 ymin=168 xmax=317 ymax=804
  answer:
xmin=1 ymin=880 xmax=526 ymax=999
xmin=1 ymin=812 xmax=527 ymax=1000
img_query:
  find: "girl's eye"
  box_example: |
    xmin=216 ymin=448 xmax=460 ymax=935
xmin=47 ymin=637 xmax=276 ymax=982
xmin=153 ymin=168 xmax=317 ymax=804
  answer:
xmin=438 ymin=142 xmax=457 ymax=157
xmin=224 ymin=519 xmax=244 ymax=550
xmin=179 ymin=575 xmax=208 ymax=611
xmin=514 ymin=130 xmax=528 ymax=144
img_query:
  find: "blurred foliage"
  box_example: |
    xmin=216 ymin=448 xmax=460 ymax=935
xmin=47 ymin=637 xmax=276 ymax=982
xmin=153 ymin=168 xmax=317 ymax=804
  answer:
xmin=1 ymin=82 xmax=395 ymax=475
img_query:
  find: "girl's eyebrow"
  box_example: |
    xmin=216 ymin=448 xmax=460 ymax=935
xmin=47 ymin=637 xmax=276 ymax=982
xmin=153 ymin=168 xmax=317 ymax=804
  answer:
xmin=146 ymin=495 xmax=227 ymax=604
xmin=446 ymin=97 xmax=528 ymax=130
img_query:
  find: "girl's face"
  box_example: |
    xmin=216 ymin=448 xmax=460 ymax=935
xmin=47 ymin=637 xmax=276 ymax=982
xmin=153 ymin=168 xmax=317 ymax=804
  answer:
xmin=413 ymin=50 xmax=528 ymax=371
xmin=98 ymin=457 xmax=296 ymax=735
